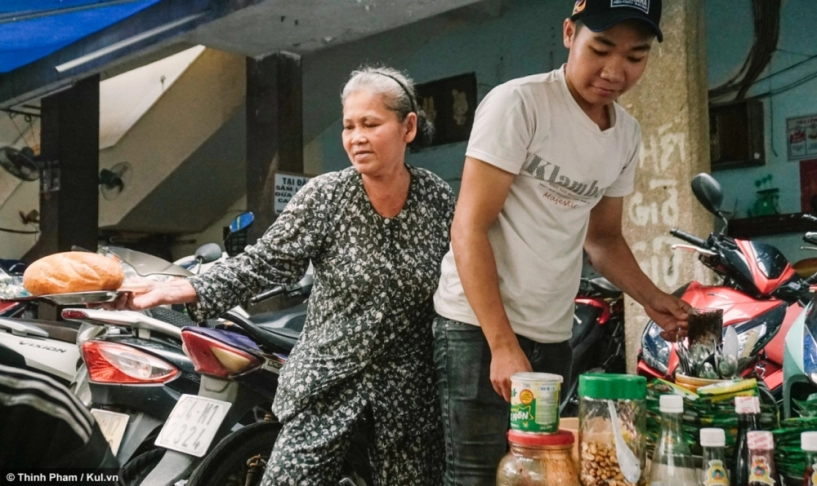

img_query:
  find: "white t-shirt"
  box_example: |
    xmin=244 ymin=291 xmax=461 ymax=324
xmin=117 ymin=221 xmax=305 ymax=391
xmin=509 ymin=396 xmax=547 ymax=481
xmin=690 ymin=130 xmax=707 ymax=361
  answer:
xmin=433 ymin=66 xmax=641 ymax=343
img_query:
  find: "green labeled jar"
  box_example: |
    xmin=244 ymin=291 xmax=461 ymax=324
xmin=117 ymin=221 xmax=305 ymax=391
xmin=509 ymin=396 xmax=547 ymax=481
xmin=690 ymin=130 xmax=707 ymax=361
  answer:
xmin=578 ymin=374 xmax=647 ymax=486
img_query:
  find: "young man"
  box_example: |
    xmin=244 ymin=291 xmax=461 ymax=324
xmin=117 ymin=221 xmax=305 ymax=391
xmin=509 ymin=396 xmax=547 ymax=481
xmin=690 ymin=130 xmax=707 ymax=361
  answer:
xmin=432 ymin=0 xmax=690 ymax=484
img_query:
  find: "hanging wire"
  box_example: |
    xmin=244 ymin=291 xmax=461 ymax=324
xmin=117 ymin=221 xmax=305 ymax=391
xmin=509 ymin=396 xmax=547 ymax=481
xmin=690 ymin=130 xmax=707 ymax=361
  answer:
xmin=767 ymin=64 xmax=777 ymax=156
xmin=751 ymin=52 xmax=817 ymax=87
xmin=754 ymin=70 xmax=817 ymax=98
xmin=709 ymin=0 xmax=782 ymax=101
xmin=0 ymin=227 xmax=39 ymax=234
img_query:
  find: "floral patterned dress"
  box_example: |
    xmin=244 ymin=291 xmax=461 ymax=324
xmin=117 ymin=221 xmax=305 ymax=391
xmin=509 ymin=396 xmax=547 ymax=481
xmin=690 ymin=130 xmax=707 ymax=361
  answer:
xmin=186 ymin=165 xmax=455 ymax=485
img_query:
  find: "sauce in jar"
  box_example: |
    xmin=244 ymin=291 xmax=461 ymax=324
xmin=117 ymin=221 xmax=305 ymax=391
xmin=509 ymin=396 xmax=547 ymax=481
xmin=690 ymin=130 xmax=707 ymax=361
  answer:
xmin=497 ymin=430 xmax=580 ymax=486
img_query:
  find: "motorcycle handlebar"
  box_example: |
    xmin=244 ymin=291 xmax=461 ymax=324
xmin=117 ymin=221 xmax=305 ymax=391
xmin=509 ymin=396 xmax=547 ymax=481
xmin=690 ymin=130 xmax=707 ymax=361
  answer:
xmin=250 ymin=286 xmax=285 ymax=304
xmin=669 ymin=228 xmax=707 ymax=248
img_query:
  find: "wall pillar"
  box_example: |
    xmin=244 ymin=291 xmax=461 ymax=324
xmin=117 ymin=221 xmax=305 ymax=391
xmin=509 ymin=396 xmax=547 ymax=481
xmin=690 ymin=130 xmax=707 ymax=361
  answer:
xmin=619 ymin=1 xmax=713 ymax=371
xmin=245 ymin=52 xmax=303 ymax=246
xmin=25 ymin=75 xmax=100 ymax=261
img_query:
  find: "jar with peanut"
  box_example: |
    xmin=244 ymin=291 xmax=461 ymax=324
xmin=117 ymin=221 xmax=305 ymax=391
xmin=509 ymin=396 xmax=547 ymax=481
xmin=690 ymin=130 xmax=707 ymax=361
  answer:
xmin=578 ymin=374 xmax=647 ymax=486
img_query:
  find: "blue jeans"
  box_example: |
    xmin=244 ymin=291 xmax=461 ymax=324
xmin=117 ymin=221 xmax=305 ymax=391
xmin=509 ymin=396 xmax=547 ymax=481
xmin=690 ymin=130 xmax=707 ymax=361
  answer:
xmin=433 ymin=316 xmax=573 ymax=486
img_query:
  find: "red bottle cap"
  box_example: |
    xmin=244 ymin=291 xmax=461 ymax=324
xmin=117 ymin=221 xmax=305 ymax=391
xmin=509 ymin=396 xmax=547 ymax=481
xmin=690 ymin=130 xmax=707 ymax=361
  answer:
xmin=735 ymin=396 xmax=760 ymax=414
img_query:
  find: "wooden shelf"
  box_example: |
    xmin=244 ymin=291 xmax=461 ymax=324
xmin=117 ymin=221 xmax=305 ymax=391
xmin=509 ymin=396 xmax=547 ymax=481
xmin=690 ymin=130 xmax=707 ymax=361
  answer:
xmin=727 ymin=213 xmax=813 ymax=238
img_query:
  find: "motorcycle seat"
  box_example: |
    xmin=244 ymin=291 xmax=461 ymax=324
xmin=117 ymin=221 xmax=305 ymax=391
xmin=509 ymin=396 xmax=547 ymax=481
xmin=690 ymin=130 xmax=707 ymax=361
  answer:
xmin=250 ymin=303 xmax=307 ymax=333
xmin=146 ymin=307 xmax=196 ymax=327
xmin=588 ymin=277 xmax=621 ymax=297
xmin=252 ymin=325 xmax=299 ymax=353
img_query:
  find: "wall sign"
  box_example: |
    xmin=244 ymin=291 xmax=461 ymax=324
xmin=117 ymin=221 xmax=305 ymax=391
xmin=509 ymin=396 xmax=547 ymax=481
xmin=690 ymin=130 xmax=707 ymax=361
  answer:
xmin=799 ymin=159 xmax=817 ymax=213
xmin=787 ymin=114 xmax=817 ymax=160
xmin=274 ymin=173 xmax=311 ymax=214
xmin=415 ymin=73 xmax=477 ymax=148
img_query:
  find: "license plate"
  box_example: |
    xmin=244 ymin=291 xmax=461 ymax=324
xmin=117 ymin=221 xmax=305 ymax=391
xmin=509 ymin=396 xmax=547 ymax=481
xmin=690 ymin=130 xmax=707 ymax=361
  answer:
xmin=154 ymin=394 xmax=232 ymax=457
xmin=90 ymin=409 xmax=129 ymax=456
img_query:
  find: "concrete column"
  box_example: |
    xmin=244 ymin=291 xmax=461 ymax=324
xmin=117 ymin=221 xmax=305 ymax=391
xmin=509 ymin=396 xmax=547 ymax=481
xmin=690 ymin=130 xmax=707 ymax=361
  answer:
xmin=25 ymin=75 xmax=100 ymax=261
xmin=245 ymin=53 xmax=303 ymax=313
xmin=245 ymin=52 xmax=303 ymax=246
xmin=618 ymin=1 xmax=713 ymax=372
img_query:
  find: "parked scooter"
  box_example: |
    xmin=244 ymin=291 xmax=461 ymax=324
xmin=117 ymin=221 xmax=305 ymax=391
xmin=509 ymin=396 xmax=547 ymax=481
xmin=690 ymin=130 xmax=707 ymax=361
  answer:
xmin=0 ymin=258 xmax=33 ymax=318
xmin=110 ymin=276 xmax=322 ymax=485
xmin=177 ymin=290 xmax=370 ymax=486
xmin=781 ymin=292 xmax=817 ymax=418
xmin=63 ymin=218 xmax=253 ymax=466
xmin=560 ymin=276 xmax=625 ymax=416
xmin=0 ymin=314 xmax=81 ymax=383
xmin=0 ymin=241 xmax=216 ymax=389
xmin=637 ymin=173 xmax=813 ymax=396
xmin=0 ymin=257 xmax=84 ymax=382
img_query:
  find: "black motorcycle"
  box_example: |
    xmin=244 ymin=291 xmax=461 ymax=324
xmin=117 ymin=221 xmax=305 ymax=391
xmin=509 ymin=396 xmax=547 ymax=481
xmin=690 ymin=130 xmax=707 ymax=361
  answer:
xmin=560 ymin=276 xmax=625 ymax=417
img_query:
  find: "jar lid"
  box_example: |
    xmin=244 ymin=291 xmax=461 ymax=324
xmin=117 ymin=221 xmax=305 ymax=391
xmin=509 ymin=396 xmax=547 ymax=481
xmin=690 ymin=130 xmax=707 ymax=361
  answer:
xmin=660 ymin=394 xmax=684 ymax=413
xmin=700 ymin=428 xmax=726 ymax=447
xmin=578 ymin=373 xmax=646 ymax=400
xmin=802 ymin=432 xmax=817 ymax=451
xmin=508 ymin=430 xmax=575 ymax=447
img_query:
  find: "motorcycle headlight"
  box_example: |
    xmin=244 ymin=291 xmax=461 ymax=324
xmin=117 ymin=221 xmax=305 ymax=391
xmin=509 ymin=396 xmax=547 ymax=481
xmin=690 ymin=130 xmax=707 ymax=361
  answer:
xmin=642 ymin=320 xmax=670 ymax=375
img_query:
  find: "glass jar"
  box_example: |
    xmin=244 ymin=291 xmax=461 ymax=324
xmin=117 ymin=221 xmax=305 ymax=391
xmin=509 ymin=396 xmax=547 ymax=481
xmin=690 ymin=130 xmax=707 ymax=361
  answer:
xmin=497 ymin=430 xmax=580 ymax=486
xmin=578 ymin=374 xmax=647 ymax=486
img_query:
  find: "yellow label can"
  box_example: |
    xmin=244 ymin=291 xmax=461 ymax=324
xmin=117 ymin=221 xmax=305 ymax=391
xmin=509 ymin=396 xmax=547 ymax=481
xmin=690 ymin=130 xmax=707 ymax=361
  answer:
xmin=510 ymin=372 xmax=564 ymax=433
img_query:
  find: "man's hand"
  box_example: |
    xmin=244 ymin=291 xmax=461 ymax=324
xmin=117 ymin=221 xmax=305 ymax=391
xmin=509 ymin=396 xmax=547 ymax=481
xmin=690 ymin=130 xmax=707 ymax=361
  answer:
xmin=490 ymin=344 xmax=532 ymax=402
xmin=644 ymin=292 xmax=691 ymax=341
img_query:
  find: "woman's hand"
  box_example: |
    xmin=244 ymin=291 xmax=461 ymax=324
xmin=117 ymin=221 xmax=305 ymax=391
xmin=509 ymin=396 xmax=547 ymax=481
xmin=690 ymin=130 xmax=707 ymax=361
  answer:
xmin=96 ymin=279 xmax=198 ymax=311
xmin=645 ymin=292 xmax=691 ymax=341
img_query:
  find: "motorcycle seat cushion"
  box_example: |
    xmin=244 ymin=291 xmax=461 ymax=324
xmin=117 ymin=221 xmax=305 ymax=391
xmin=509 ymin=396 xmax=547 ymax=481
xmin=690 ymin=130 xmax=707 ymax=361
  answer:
xmin=589 ymin=277 xmax=621 ymax=297
xmin=249 ymin=304 xmax=307 ymax=334
xmin=253 ymin=326 xmax=298 ymax=352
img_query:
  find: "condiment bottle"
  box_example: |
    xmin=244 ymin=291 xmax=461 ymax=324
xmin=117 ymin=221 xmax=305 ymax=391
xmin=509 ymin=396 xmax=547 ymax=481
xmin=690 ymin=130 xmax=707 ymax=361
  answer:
xmin=803 ymin=431 xmax=817 ymax=486
xmin=648 ymin=395 xmax=698 ymax=486
xmin=701 ymin=428 xmax=730 ymax=486
xmin=732 ymin=396 xmax=761 ymax=486
xmin=746 ymin=431 xmax=778 ymax=486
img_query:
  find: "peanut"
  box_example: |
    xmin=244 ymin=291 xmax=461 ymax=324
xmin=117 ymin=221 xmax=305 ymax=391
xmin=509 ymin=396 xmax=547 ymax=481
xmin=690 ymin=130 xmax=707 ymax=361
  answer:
xmin=579 ymin=441 xmax=643 ymax=486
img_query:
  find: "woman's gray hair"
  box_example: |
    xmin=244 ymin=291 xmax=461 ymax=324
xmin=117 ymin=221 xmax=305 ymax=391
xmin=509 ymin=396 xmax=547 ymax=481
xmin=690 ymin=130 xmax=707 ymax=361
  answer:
xmin=341 ymin=66 xmax=434 ymax=150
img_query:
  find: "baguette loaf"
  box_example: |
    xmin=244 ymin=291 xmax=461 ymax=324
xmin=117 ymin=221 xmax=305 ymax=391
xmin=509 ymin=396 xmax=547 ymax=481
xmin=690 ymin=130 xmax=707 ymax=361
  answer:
xmin=23 ymin=252 xmax=124 ymax=296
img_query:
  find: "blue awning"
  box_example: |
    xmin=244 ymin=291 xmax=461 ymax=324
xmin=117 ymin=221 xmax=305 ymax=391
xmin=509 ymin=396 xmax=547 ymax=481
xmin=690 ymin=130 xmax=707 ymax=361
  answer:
xmin=0 ymin=0 xmax=161 ymax=73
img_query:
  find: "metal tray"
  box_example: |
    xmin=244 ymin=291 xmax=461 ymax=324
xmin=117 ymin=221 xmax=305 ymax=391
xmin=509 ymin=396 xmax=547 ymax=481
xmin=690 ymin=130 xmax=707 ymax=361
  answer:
xmin=37 ymin=291 xmax=121 ymax=305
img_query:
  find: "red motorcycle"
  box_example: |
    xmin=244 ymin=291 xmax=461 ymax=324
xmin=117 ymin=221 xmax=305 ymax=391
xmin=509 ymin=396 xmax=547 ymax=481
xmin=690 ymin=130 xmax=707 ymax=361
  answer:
xmin=637 ymin=174 xmax=815 ymax=397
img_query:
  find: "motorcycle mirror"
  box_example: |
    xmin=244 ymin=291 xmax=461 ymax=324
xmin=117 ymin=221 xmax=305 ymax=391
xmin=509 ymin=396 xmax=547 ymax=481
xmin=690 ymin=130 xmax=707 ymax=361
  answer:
xmin=804 ymin=232 xmax=817 ymax=246
xmin=229 ymin=212 xmax=255 ymax=233
xmin=195 ymin=243 xmax=223 ymax=264
xmin=691 ymin=173 xmax=724 ymax=216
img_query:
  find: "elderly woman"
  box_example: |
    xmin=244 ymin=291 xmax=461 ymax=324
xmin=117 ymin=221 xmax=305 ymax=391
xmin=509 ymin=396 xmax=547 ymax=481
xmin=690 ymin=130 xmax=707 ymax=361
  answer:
xmin=114 ymin=66 xmax=454 ymax=485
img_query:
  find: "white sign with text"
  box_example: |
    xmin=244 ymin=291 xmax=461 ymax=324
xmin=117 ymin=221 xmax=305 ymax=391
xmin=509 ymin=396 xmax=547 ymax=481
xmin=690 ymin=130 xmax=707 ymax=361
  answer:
xmin=274 ymin=173 xmax=311 ymax=214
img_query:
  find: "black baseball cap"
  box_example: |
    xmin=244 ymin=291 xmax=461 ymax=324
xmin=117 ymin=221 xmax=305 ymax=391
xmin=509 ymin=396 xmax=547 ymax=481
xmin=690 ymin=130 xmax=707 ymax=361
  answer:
xmin=570 ymin=0 xmax=663 ymax=43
